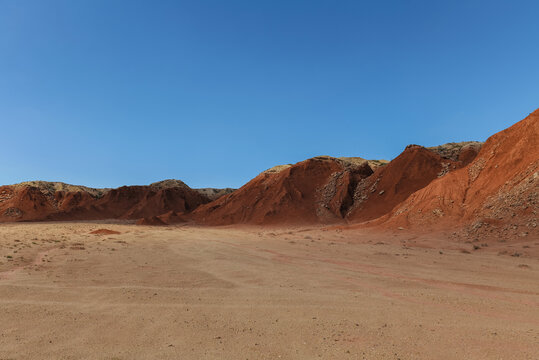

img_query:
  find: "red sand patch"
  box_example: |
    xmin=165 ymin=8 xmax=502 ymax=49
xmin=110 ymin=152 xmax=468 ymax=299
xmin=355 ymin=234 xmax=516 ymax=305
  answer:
xmin=90 ymin=229 xmax=121 ymax=235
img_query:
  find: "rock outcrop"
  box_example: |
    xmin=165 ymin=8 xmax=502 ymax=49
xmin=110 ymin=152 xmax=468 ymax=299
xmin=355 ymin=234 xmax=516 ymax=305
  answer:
xmin=191 ymin=156 xmax=374 ymax=225
xmin=381 ymin=109 xmax=538 ymax=240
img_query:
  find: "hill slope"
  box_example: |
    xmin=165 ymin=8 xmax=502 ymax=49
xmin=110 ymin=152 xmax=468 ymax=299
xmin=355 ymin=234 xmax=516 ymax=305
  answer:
xmin=191 ymin=156 xmax=374 ymax=225
xmin=346 ymin=145 xmax=462 ymax=222
xmin=381 ymin=109 xmax=538 ymax=240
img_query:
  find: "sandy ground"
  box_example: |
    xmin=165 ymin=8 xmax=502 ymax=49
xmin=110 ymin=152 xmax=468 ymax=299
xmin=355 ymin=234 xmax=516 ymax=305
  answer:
xmin=0 ymin=222 xmax=538 ymax=359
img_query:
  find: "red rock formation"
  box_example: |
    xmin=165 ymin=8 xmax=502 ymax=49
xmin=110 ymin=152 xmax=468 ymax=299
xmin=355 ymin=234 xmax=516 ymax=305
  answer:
xmin=346 ymin=146 xmax=461 ymax=222
xmin=1 ymin=108 xmax=535 ymax=239
xmin=380 ymin=109 xmax=538 ymax=240
xmin=191 ymin=157 xmax=373 ymax=225
xmin=93 ymin=185 xmax=209 ymax=220
xmin=0 ymin=186 xmax=56 ymax=222
xmin=0 ymin=181 xmax=210 ymax=222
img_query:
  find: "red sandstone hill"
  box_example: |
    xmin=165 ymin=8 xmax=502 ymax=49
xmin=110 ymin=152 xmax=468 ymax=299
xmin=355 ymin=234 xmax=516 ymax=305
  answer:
xmin=190 ymin=156 xmax=374 ymax=225
xmin=186 ymin=145 xmax=480 ymax=226
xmin=53 ymin=185 xmax=210 ymax=221
xmin=346 ymin=145 xmax=464 ymax=223
xmin=379 ymin=109 xmax=538 ymax=240
xmin=143 ymin=145 xmax=481 ymax=226
xmin=0 ymin=186 xmax=57 ymax=221
xmin=0 ymin=180 xmax=213 ymax=222
xmin=2 ymin=109 xmax=535 ymax=235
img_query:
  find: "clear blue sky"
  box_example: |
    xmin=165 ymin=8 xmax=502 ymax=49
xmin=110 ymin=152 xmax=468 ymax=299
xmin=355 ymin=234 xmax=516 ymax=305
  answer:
xmin=1 ymin=0 xmax=538 ymax=189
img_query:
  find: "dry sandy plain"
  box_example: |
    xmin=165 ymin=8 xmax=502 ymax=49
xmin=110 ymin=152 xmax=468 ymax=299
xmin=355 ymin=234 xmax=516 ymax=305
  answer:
xmin=0 ymin=222 xmax=538 ymax=359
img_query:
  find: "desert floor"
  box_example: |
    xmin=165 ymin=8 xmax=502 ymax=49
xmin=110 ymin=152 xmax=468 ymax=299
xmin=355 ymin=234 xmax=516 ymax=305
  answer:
xmin=0 ymin=222 xmax=538 ymax=359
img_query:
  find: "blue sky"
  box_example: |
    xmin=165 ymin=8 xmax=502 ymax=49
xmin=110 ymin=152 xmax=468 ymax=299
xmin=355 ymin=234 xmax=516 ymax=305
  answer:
xmin=1 ymin=0 xmax=538 ymax=189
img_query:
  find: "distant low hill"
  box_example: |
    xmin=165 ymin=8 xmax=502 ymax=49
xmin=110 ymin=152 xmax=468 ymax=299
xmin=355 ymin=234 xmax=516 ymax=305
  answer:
xmin=0 ymin=179 xmax=235 ymax=222
xmin=13 ymin=181 xmax=110 ymax=197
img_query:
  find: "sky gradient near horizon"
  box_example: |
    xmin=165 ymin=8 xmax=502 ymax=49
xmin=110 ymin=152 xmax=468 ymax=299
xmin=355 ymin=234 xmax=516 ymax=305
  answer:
xmin=1 ymin=0 xmax=538 ymax=189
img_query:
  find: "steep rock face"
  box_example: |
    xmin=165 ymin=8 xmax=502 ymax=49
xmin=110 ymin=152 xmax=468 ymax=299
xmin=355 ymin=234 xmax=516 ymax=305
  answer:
xmin=346 ymin=146 xmax=461 ymax=223
xmin=191 ymin=157 xmax=374 ymax=225
xmin=382 ymin=109 xmax=538 ymax=238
